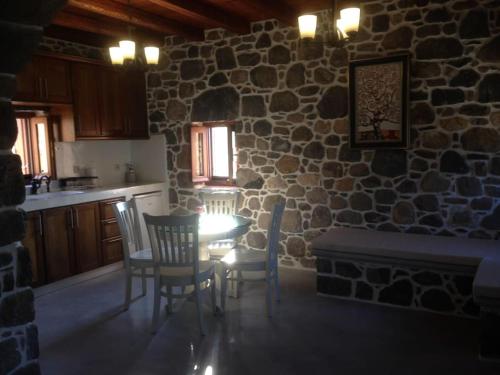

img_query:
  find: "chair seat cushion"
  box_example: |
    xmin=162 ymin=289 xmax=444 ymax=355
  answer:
xmin=130 ymin=248 xmax=153 ymax=261
xmin=159 ymin=261 xmax=214 ymax=281
xmin=221 ymin=247 xmax=266 ymax=268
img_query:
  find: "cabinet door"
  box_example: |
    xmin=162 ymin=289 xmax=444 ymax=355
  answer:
xmin=102 ymin=237 xmax=123 ymax=265
xmin=14 ymin=60 xmax=40 ymax=102
xmin=99 ymin=67 xmax=125 ymax=138
xmin=38 ymin=56 xmax=72 ymax=103
xmin=73 ymin=202 xmax=102 ymax=273
xmin=72 ymin=62 xmax=101 ymax=138
xmin=22 ymin=212 xmax=46 ymax=287
xmin=43 ymin=207 xmax=74 ymax=282
xmin=123 ymin=70 xmax=149 ymax=139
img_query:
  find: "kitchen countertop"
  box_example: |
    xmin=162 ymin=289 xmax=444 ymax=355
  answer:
xmin=20 ymin=182 xmax=167 ymax=212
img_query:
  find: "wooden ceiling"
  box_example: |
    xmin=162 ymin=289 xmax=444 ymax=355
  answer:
xmin=46 ymin=0 xmax=332 ymax=47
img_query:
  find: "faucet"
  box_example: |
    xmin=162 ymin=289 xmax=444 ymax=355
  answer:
xmin=30 ymin=175 xmax=51 ymax=194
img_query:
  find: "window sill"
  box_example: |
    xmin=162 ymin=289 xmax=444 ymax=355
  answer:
xmin=193 ymin=184 xmax=239 ymax=192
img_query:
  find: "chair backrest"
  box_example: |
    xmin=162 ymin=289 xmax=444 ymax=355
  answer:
xmin=266 ymin=203 xmax=285 ymax=266
xmin=201 ymin=191 xmax=239 ymax=215
xmin=143 ymin=213 xmax=199 ymax=271
xmin=113 ymin=200 xmax=142 ymax=268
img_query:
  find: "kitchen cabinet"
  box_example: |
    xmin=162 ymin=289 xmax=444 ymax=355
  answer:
xmin=100 ymin=198 xmax=125 ymax=265
xmin=22 ymin=212 xmax=46 ymax=286
xmin=73 ymin=202 xmax=102 ymax=273
xmin=121 ymin=69 xmax=149 ymax=139
xmin=72 ymin=63 xmax=149 ymax=140
xmin=42 ymin=206 xmax=75 ymax=282
xmin=15 ymin=55 xmax=72 ymax=103
xmin=72 ymin=62 xmax=101 ymax=138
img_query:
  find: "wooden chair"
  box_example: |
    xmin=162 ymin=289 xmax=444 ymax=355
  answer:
xmin=220 ymin=203 xmax=285 ymax=317
xmin=144 ymin=213 xmax=216 ymax=335
xmin=200 ymin=191 xmax=240 ymax=260
xmin=113 ymin=201 xmax=154 ymax=310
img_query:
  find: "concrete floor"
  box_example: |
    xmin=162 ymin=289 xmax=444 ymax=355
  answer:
xmin=36 ymin=268 xmax=500 ymax=375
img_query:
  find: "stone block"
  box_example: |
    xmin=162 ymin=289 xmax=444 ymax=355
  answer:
xmin=0 ymin=289 xmax=34 ymax=327
xmin=0 ymin=155 xmax=26 ymax=207
xmin=0 ymin=21 xmax=43 ymax=74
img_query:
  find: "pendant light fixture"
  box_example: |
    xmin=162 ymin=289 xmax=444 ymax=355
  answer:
xmin=298 ymin=0 xmax=360 ymax=46
xmin=108 ymin=0 xmax=160 ymax=66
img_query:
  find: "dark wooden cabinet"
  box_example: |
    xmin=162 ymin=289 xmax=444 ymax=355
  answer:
xmin=122 ymin=69 xmax=149 ymax=139
xmin=72 ymin=62 xmax=101 ymax=138
xmin=99 ymin=67 xmax=126 ymax=138
xmin=14 ymin=55 xmax=72 ymax=103
xmin=42 ymin=206 xmax=74 ymax=283
xmin=100 ymin=198 xmax=124 ymax=265
xmin=23 ymin=212 xmax=46 ymax=287
xmin=73 ymin=202 xmax=102 ymax=273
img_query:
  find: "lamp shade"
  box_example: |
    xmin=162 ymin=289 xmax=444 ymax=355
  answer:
xmin=109 ymin=46 xmax=124 ymax=65
xmin=298 ymin=14 xmax=317 ymax=39
xmin=144 ymin=46 xmax=160 ymax=65
xmin=339 ymin=7 xmax=360 ymax=35
xmin=119 ymin=40 xmax=136 ymax=60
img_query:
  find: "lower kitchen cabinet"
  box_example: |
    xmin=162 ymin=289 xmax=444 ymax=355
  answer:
xmin=26 ymin=197 xmax=125 ymax=286
xmin=73 ymin=202 xmax=102 ymax=273
xmin=23 ymin=212 xmax=46 ymax=286
xmin=42 ymin=206 xmax=75 ymax=283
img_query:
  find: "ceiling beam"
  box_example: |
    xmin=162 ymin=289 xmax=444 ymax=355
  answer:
xmin=67 ymin=0 xmax=203 ymax=40
xmin=51 ymin=11 xmax=164 ymax=45
xmin=248 ymin=0 xmax=298 ymax=26
xmin=146 ymin=0 xmax=250 ymax=34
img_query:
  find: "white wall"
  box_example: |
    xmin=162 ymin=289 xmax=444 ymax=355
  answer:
xmin=54 ymin=135 xmax=167 ymax=186
xmin=54 ymin=140 xmax=132 ymax=186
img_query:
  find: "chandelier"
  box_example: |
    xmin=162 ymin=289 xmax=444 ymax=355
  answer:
xmin=108 ymin=1 xmax=160 ymax=66
xmin=298 ymin=0 xmax=360 ymax=46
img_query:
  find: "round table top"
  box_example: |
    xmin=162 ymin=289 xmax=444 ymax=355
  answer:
xmin=198 ymin=214 xmax=251 ymax=243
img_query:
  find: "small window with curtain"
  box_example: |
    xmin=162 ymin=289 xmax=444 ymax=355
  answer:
xmin=12 ymin=114 xmax=56 ymax=178
xmin=191 ymin=121 xmax=237 ymax=186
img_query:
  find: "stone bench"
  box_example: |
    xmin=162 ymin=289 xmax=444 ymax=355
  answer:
xmin=312 ymin=227 xmax=500 ymax=359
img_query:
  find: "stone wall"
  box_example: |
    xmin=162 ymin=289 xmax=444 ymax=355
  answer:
xmin=0 ymin=1 xmax=66 ymax=374
xmin=146 ymin=0 xmax=500 ymax=271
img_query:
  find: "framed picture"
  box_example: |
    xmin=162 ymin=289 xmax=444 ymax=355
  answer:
xmin=349 ymin=54 xmax=410 ymax=149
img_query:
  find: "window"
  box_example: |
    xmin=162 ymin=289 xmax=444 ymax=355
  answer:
xmin=12 ymin=115 xmax=55 ymax=177
xmin=191 ymin=122 xmax=237 ymax=186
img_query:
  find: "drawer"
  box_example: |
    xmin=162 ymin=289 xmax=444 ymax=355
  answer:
xmin=102 ymin=237 xmax=123 ymax=265
xmin=101 ymin=220 xmax=121 ymax=240
xmin=99 ymin=197 xmax=125 ymax=221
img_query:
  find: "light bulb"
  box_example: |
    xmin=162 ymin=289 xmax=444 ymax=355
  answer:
xmin=298 ymin=14 xmax=317 ymax=39
xmin=144 ymin=46 xmax=160 ymax=65
xmin=109 ymin=46 xmax=124 ymax=65
xmin=339 ymin=7 xmax=360 ymax=35
xmin=119 ymin=40 xmax=136 ymax=60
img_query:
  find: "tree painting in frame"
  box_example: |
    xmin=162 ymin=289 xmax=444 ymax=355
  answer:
xmin=349 ymin=55 xmax=409 ymax=149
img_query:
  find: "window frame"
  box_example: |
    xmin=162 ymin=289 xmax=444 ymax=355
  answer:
xmin=13 ymin=113 xmax=57 ymax=179
xmin=191 ymin=121 xmax=237 ymax=187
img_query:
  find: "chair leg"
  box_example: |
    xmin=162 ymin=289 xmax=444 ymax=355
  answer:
xmin=266 ymin=275 xmax=273 ymax=317
xmin=151 ymin=274 xmax=161 ymax=334
xmin=124 ymin=271 xmax=132 ymax=311
xmin=274 ymin=268 xmax=280 ymax=303
xmin=211 ymin=275 xmax=217 ymax=315
xmin=141 ymin=268 xmax=147 ymax=296
xmin=166 ymin=285 xmax=173 ymax=315
xmin=194 ymin=281 xmax=207 ymax=336
xmin=220 ymin=268 xmax=228 ymax=315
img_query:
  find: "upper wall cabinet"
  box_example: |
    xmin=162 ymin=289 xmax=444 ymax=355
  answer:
xmin=72 ymin=64 xmax=149 ymax=140
xmin=15 ymin=56 xmax=72 ymax=104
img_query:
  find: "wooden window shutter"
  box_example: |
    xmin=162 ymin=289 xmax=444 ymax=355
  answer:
xmin=191 ymin=125 xmax=211 ymax=183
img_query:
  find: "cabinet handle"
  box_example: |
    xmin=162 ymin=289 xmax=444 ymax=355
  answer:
xmin=69 ymin=209 xmax=74 ymax=229
xmin=39 ymin=215 xmax=43 ymax=237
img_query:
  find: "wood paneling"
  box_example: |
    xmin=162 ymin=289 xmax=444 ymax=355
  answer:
xmin=50 ymin=0 xmax=334 ymax=46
